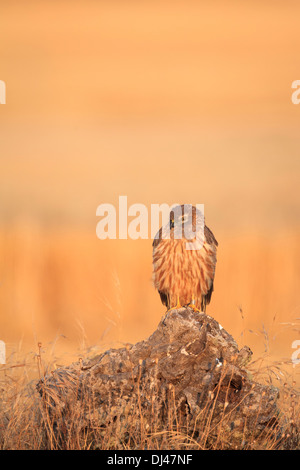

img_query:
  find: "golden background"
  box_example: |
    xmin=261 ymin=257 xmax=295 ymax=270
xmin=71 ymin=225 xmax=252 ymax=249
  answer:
xmin=0 ymin=1 xmax=300 ymax=370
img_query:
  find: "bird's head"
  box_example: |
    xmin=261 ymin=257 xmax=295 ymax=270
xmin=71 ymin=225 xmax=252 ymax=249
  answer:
xmin=169 ymin=204 xmax=204 ymax=241
xmin=153 ymin=204 xmax=205 ymax=249
xmin=170 ymin=205 xmax=192 ymax=230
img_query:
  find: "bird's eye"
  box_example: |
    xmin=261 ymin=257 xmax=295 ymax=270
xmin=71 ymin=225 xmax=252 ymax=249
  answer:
xmin=181 ymin=214 xmax=189 ymax=222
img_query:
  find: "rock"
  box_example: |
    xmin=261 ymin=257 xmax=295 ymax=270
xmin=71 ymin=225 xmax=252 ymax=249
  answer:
xmin=37 ymin=307 xmax=282 ymax=449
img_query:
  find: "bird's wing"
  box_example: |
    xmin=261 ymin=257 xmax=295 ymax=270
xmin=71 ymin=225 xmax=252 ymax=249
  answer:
xmin=204 ymin=224 xmax=218 ymax=247
xmin=152 ymin=226 xmax=163 ymax=249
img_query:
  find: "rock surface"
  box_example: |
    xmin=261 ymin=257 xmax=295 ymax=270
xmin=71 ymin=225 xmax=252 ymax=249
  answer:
xmin=38 ymin=307 xmax=281 ymax=449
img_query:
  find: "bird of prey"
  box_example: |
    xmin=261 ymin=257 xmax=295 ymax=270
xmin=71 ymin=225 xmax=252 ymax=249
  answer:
xmin=152 ymin=204 xmax=218 ymax=313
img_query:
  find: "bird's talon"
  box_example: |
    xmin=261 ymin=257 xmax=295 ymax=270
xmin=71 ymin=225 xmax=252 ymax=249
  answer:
xmin=187 ymin=303 xmax=201 ymax=313
xmin=187 ymin=295 xmax=201 ymax=312
xmin=163 ymin=296 xmax=183 ymax=322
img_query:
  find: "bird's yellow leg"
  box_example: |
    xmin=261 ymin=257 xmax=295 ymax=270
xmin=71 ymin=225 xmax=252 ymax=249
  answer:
xmin=174 ymin=294 xmax=182 ymax=310
xmin=163 ymin=295 xmax=182 ymax=323
xmin=188 ymin=294 xmax=201 ymax=312
xmin=165 ymin=295 xmax=182 ymax=314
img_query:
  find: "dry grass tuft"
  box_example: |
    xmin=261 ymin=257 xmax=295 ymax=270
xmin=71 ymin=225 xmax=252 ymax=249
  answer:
xmin=1 ymin=333 xmax=300 ymax=450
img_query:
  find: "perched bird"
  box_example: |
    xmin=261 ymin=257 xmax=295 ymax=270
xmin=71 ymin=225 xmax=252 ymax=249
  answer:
xmin=152 ymin=204 xmax=218 ymax=313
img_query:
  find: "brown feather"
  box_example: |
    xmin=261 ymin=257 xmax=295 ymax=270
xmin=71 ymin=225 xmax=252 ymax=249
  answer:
xmin=152 ymin=205 xmax=218 ymax=312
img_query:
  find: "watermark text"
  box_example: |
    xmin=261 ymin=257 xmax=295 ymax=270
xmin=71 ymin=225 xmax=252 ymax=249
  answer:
xmin=0 ymin=80 xmax=6 ymax=104
xmin=96 ymin=197 xmax=205 ymax=250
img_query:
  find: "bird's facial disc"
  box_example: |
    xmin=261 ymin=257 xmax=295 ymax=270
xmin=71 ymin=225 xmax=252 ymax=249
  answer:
xmin=171 ymin=205 xmax=205 ymax=246
xmin=172 ymin=205 xmax=194 ymax=240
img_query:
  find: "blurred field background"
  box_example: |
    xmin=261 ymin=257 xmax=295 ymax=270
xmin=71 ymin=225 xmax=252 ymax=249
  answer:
xmin=0 ymin=1 xmax=300 ymax=379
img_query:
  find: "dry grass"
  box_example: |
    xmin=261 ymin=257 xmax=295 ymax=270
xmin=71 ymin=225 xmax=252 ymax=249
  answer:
xmin=0 ymin=326 xmax=300 ymax=450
